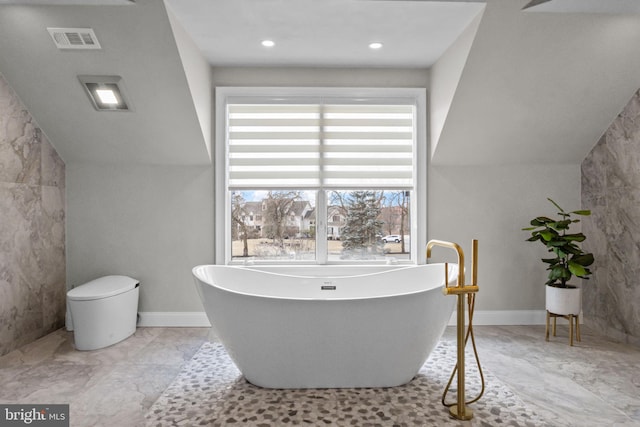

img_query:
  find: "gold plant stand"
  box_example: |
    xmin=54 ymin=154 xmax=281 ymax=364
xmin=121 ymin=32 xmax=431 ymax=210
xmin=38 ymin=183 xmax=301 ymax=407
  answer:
xmin=545 ymin=310 xmax=581 ymax=346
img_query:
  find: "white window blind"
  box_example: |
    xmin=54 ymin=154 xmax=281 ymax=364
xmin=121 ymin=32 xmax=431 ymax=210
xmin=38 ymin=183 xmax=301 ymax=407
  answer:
xmin=227 ymin=102 xmax=415 ymax=189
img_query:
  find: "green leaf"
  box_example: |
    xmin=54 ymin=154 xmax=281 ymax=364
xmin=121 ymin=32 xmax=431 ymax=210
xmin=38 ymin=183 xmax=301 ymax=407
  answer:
xmin=549 ymin=220 xmax=572 ymax=230
xmin=522 ymin=226 xmax=537 ymax=231
xmin=542 ymin=257 xmax=559 ymax=265
xmin=571 ymin=210 xmax=591 ymax=216
xmin=549 ymin=265 xmax=571 ymax=280
xmin=531 ymin=217 xmax=553 ymax=226
xmin=553 ymin=247 xmax=567 ymax=258
xmin=548 ymin=267 xmax=561 ymax=280
xmin=568 ymin=261 xmax=587 ymax=277
xmin=572 ymin=253 xmax=594 ymax=267
xmin=562 ymin=244 xmax=582 ymax=255
xmin=539 ymin=230 xmax=555 ymax=241
xmin=563 ymin=233 xmax=586 ymax=242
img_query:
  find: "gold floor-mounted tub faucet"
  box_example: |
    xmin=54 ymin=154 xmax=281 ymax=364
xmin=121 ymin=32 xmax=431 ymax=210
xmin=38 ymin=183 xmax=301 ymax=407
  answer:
xmin=426 ymin=239 xmax=483 ymax=421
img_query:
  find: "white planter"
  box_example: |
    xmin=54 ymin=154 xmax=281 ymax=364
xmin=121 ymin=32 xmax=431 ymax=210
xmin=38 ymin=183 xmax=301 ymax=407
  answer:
xmin=545 ymin=285 xmax=581 ymax=315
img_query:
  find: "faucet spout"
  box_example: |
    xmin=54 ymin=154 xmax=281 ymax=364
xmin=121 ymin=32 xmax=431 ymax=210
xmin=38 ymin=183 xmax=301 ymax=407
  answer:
xmin=426 ymin=239 xmax=465 ymax=287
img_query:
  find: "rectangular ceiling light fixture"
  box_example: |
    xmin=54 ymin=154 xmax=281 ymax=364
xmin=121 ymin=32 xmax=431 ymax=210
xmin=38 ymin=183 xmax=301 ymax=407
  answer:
xmin=78 ymin=75 xmax=131 ymax=111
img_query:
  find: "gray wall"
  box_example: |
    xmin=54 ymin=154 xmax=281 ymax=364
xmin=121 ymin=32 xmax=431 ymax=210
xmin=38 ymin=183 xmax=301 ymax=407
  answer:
xmin=582 ymin=89 xmax=640 ymax=346
xmin=66 ymin=162 xmax=214 ymax=312
xmin=66 ymin=66 xmax=583 ymax=318
xmin=66 ymin=67 xmax=431 ymax=314
xmin=429 ymin=164 xmax=581 ymax=312
xmin=0 ymin=74 xmax=66 ymax=356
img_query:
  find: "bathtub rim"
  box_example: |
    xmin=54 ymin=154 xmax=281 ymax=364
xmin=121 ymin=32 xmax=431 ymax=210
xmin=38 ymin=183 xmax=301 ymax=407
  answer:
xmin=192 ymin=263 xmax=458 ymax=302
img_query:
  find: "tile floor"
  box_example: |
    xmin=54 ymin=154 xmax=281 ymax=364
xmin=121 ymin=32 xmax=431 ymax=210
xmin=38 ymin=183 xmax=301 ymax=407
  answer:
xmin=0 ymin=327 xmax=209 ymax=427
xmin=469 ymin=325 xmax=640 ymax=426
xmin=0 ymin=325 xmax=638 ymax=427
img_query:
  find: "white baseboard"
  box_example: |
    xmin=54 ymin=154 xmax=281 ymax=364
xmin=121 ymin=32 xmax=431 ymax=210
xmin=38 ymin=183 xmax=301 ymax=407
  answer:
xmin=138 ymin=312 xmax=211 ymax=327
xmin=138 ymin=310 xmax=547 ymax=328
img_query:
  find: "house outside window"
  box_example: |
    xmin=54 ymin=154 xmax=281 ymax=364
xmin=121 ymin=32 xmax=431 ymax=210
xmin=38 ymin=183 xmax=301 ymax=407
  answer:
xmin=216 ymin=87 xmax=427 ymax=264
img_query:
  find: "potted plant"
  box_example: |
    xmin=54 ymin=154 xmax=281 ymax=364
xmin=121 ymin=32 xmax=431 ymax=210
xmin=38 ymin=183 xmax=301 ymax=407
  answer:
xmin=522 ymin=198 xmax=594 ymax=316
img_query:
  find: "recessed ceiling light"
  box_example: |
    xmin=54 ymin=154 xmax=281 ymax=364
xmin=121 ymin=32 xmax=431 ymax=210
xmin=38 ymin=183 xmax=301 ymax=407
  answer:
xmin=369 ymin=42 xmax=383 ymax=50
xmin=261 ymin=40 xmax=275 ymax=48
xmin=78 ymin=75 xmax=130 ymax=111
xmin=95 ymin=89 xmax=119 ymax=105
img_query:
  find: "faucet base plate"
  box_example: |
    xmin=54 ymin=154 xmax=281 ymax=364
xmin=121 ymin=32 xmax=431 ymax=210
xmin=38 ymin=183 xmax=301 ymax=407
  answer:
xmin=449 ymin=405 xmax=473 ymax=421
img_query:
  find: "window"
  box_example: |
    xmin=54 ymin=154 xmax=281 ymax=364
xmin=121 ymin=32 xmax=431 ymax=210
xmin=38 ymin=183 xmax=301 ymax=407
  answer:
xmin=216 ymin=88 xmax=426 ymax=264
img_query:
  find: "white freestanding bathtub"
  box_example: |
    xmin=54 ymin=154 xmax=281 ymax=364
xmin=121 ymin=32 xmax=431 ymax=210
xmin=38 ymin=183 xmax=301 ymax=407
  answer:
xmin=192 ymin=264 xmax=457 ymax=389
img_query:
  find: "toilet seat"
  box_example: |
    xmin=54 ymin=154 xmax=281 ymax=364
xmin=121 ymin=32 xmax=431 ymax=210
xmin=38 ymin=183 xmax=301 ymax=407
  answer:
xmin=67 ymin=275 xmax=139 ymax=301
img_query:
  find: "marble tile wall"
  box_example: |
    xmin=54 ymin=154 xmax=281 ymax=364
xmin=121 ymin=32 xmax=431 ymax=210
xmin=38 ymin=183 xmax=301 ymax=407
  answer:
xmin=0 ymin=73 xmax=66 ymax=357
xmin=581 ymin=88 xmax=640 ymax=346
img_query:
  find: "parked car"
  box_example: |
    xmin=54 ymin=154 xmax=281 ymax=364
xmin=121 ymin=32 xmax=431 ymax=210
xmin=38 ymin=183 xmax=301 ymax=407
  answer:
xmin=381 ymin=235 xmax=402 ymax=243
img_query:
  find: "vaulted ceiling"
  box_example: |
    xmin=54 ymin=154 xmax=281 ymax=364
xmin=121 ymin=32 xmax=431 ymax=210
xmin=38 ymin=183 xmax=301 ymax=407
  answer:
xmin=0 ymin=0 xmax=639 ymax=166
xmin=432 ymin=0 xmax=640 ymax=164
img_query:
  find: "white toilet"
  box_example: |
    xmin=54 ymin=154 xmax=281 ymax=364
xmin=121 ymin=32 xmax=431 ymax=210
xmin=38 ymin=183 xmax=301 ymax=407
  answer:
xmin=67 ymin=275 xmax=140 ymax=351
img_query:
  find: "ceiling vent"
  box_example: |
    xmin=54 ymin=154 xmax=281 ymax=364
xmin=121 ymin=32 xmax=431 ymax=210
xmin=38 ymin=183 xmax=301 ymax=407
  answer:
xmin=47 ymin=28 xmax=101 ymax=50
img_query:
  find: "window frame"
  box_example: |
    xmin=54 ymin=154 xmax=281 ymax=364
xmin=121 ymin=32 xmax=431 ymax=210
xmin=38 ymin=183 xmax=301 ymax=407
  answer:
xmin=215 ymin=87 xmax=427 ymax=265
